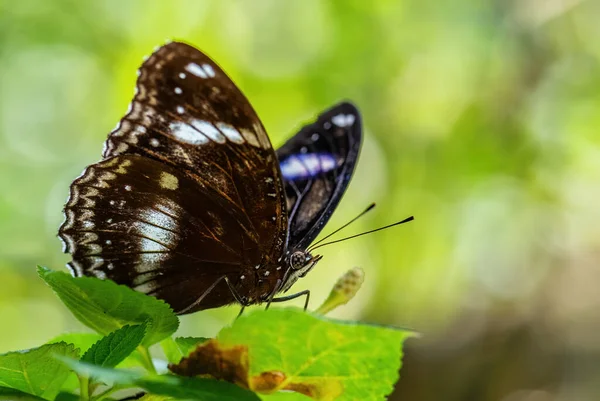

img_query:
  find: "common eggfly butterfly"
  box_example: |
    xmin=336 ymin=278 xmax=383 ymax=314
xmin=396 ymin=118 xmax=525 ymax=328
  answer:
xmin=59 ymin=42 xmax=361 ymax=314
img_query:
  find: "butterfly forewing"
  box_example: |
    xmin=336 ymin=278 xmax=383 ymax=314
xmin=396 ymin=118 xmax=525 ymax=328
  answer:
xmin=276 ymin=102 xmax=362 ymax=251
xmin=103 ymin=42 xmax=286 ymax=251
xmin=59 ymin=42 xmax=288 ymax=313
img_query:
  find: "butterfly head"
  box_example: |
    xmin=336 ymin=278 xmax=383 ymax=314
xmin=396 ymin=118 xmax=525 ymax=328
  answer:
xmin=279 ymin=250 xmax=322 ymax=293
xmin=289 ymin=250 xmax=321 ymax=276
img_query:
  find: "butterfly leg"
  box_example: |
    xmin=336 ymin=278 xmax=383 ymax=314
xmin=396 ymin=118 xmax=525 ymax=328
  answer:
xmin=237 ymin=305 xmax=246 ymax=318
xmin=221 ymin=276 xmax=251 ymax=318
xmin=270 ymin=290 xmax=311 ymax=311
xmin=177 ymin=275 xmax=246 ymax=314
xmin=177 ymin=275 xmax=229 ymax=314
xmin=265 ymin=279 xmax=282 ymax=311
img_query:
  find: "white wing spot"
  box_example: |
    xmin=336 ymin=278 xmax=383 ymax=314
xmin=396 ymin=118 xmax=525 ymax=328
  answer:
xmin=140 ymin=209 xmax=178 ymax=230
xmin=185 ymin=62 xmax=208 ymax=78
xmin=179 ymin=72 xmax=186 ymax=79
xmin=125 ymin=185 xmax=132 ymax=191
xmin=203 ymin=63 xmax=216 ymax=77
xmin=150 ymin=138 xmax=160 ymax=147
xmin=170 ymin=121 xmax=209 ymax=145
xmin=255 ymin=265 xmax=260 ymax=270
xmin=265 ymin=177 xmax=273 ymax=183
xmin=191 ymin=120 xmax=225 ymax=143
xmin=264 ymin=271 xmax=270 ymax=277
xmin=132 ymin=209 xmax=179 ymax=262
xmin=217 ymin=122 xmax=244 ymax=144
xmin=267 ymin=193 xmax=276 ymax=198
xmin=332 ymin=114 xmax=356 ymax=127
xmin=174 ymin=87 xmax=182 ymax=95
xmin=240 ymin=275 xmax=245 ymax=280
xmin=240 ymin=129 xmax=261 ymax=147
xmin=139 ymin=238 xmax=165 ymax=253
xmin=176 ymin=106 xmax=185 ymax=114
xmin=311 ymin=133 xmax=319 ymax=141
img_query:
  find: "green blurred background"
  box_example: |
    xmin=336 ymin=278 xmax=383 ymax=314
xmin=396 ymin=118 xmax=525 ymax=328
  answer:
xmin=2 ymin=0 xmax=600 ymax=399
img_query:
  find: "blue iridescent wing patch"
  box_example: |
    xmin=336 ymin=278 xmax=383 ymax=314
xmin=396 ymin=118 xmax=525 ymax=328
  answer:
xmin=276 ymin=102 xmax=362 ymax=251
xmin=279 ymin=152 xmax=337 ymax=180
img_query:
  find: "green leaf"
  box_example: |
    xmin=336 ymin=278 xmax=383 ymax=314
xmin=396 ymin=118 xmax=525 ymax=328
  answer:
xmin=58 ymin=358 xmax=260 ymax=401
xmin=160 ymin=338 xmax=182 ymax=365
xmin=214 ymin=308 xmax=416 ymax=401
xmin=161 ymin=336 xmax=209 ymax=365
xmin=47 ymin=333 xmax=102 ymax=355
xmin=82 ymin=324 xmax=147 ymax=368
xmin=47 ymin=334 xmax=103 ymax=392
xmin=174 ymin=337 xmax=209 ymax=357
xmin=138 ymin=395 xmax=175 ymax=401
xmin=54 ymin=392 xmax=81 ymax=401
xmin=0 ymin=342 xmax=79 ymax=401
xmin=47 ymin=332 xmax=142 ymax=390
xmin=0 ymin=386 xmax=48 ymax=401
xmin=38 ymin=267 xmax=179 ymax=346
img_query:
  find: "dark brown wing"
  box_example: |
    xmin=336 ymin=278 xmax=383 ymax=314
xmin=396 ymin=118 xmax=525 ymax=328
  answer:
xmin=59 ymin=42 xmax=287 ymax=313
xmin=276 ymin=102 xmax=362 ymax=251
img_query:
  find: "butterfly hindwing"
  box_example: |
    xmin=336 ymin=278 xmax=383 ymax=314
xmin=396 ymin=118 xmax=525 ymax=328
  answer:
xmin=60 ymin=154 xmax=265 ymax=312
xmin=276 ymin=102 xmax=362 ymax=251
xmin=59 ymin=42 xmax=288 ymax=313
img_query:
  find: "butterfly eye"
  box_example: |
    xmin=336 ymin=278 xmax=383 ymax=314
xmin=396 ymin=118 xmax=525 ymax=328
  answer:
xmin=289 ymin=251 xmax=308 ymax=270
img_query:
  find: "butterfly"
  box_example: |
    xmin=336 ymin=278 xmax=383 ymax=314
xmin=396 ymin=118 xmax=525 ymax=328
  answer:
xmin=58 ymin=41 xmax=361 ymax=314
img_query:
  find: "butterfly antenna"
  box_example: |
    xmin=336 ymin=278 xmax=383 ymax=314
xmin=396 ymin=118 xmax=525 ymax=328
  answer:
xmin=307 ymin=203 xmax=376 ymax=252
xmin=308 ymin=216 xmax=414 ymax=252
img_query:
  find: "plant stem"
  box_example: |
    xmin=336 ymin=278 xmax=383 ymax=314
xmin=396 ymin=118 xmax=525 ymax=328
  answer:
xmin=78 ymin=375 xmax=90 ymax=401
xmin=91 ymin=385 xmax=121 ymax=401
xmin=137 ymin=345 xmax=157 ymax=374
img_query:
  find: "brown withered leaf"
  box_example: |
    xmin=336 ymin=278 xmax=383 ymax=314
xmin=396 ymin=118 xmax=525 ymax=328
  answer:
xmin=168 ymin=339 xmax=339 ymax=399
xmin=168 ymin=339 xmax=249 ymax=387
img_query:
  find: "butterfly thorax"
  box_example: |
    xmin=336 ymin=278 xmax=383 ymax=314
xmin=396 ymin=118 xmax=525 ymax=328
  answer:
xmin=232 ymin=250 xmax=317 ymax=304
